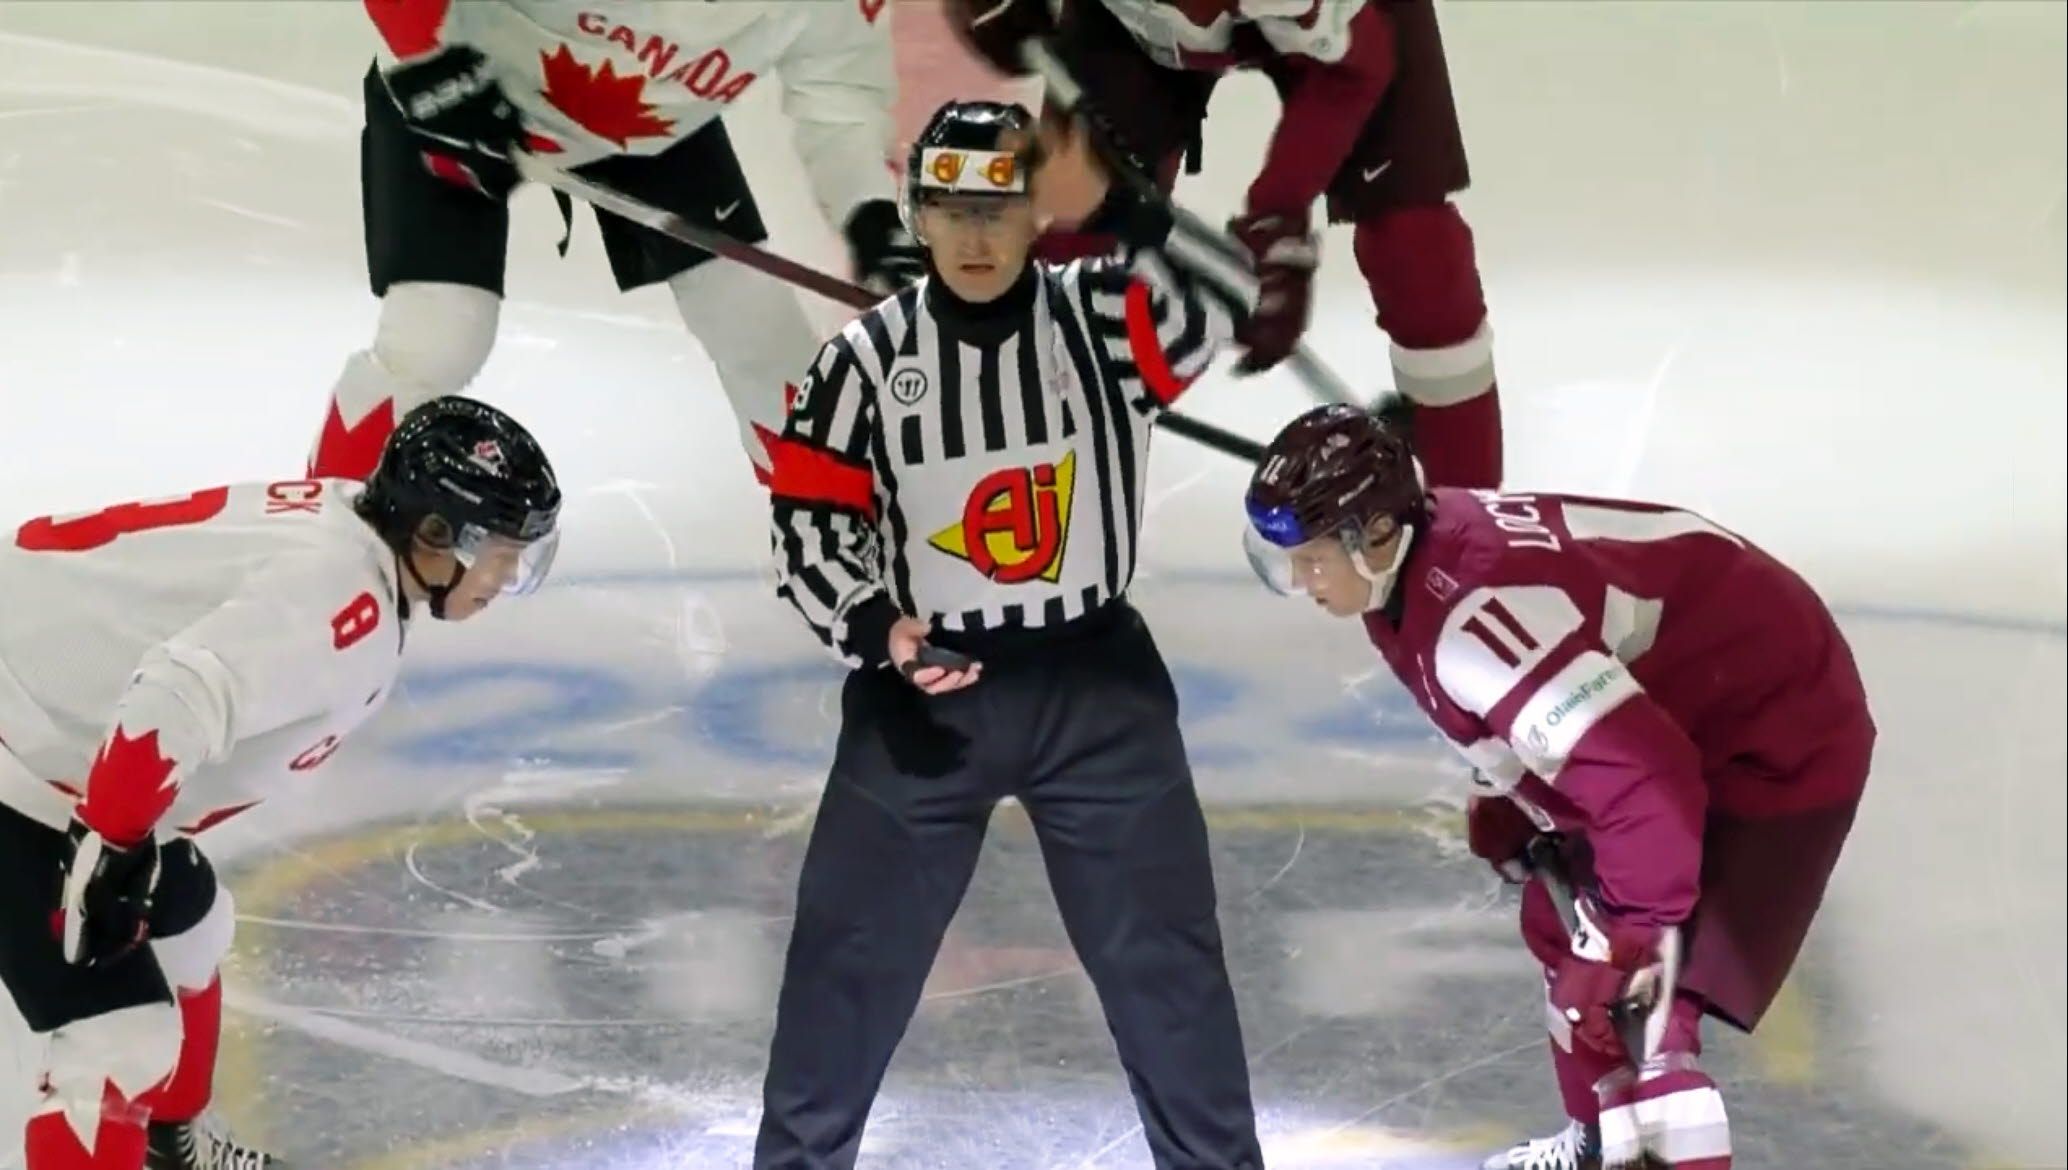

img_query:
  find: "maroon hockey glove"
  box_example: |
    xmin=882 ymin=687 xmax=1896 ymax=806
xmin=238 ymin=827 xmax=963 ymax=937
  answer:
xmin=381 ymin=45 xmax=522 ymax=199
xmin=1466 ymin=795 xmax=1539 ymax=883
xmin=1228 ymin=210 xmax=1319 ymax=375
xmin=56 ymin=816 xmax=161 ymax=967
xmin=943 ymin=0 xmax=1056 ymax=76
xmin=1549 ymin=905 xmax=1665 ymax=1058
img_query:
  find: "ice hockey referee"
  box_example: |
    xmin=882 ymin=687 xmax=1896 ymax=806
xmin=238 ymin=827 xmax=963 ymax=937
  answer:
xmin=751 ymin=99 xmax=1268 ymax=1170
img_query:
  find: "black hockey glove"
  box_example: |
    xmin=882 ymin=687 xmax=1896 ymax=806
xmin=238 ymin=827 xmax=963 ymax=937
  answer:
xmin=57 ymin=817 xmax=161 ymax=967
xmin=1080 ymin=184 xmax=1174 ymax=250
xmin=845 ymin=200 xmax=927 ymax=293
xmin=380 ymin=45 xmax=522 ymax=200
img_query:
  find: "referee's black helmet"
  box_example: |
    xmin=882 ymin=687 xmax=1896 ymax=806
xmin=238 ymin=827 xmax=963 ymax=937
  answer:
xmin=901 ymin=99 xmax=1038 ymax=235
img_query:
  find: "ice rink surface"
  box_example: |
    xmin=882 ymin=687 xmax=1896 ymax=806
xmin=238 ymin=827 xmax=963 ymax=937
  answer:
xmin=1 ymin=3 xmax=2063 ymax=1167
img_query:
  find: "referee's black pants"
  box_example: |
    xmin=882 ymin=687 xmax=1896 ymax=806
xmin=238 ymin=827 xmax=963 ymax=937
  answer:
xmin=752 ymin=603 xmax=1265 ymax=1170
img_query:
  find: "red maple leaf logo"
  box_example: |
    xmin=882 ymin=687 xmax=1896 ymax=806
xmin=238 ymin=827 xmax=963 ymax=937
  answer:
xmin=309 ymin=396 xmax=394 ymax=481
xmin=538 ymin=45 xmax=676 ymax=148
xmin=78 ymin=724 xmax=181 ymax=846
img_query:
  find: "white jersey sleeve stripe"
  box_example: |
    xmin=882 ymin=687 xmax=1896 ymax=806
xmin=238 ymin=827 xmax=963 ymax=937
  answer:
xmin=1600 ymin=583 xmax=1663 ymax=664
xmin=1504 ymin=651 xmax=1643 ymax=778
xmin=1562 ymin=502 xmax=1744 ymax=548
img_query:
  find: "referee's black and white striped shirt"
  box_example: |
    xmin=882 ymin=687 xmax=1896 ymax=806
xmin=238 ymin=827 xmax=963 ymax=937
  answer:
xmin=768 ymin=236 xmax=1241 ymax=668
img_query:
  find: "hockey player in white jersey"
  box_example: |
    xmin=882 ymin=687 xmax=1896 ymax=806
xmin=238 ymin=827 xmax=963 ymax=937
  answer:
xmin=310 ymin=0 xmax=920 ymax=484
xmin=0 ymin=397 xmax=561 ymax=1170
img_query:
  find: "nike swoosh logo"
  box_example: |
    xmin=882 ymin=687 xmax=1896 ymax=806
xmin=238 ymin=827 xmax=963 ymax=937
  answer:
xmin=1363 ymin=161 xmax=1393 ymax=182
xmin=715 ymin=200 xmax=741 ymax=221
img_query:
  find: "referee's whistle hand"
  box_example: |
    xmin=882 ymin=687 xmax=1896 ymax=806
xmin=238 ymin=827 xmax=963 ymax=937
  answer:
xmin=889 ymin=616 xmax=983 ymax=695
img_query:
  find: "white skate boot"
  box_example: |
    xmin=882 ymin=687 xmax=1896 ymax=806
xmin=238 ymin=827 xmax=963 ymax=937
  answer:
xmin=145 ymin=1115 xmax=287 ymax=1170
xmin=1480 ymin=1119 xmax=1602 ymax=1170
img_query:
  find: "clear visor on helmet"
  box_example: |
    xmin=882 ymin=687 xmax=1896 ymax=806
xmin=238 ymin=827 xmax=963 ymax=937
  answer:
xmin=452 ymin=523 xmax=560 ymax=597
xmin=1242 ymin=523 xmax=1304 ymax=597
xmin=1243 ymin=498 xmax=1313 ymax=598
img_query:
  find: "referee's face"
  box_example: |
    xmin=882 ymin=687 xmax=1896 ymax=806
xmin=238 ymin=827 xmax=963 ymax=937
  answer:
xmin=921 ymin=195 xmax=1037 ymax=304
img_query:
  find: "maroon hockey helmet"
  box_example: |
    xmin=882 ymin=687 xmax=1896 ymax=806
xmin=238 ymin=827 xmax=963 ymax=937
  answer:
xmin=1243 ymin=400 xmax=1425 ymax=595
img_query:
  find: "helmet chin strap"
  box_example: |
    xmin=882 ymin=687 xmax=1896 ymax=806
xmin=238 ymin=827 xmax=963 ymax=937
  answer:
xmin=1346 ymin=524 xmax=1416 ymax=613
xmin=400 ymin=552 xmax=466 ymax=620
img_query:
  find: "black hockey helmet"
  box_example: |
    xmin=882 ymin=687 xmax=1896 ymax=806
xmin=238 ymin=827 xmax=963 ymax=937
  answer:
xmin=1242 ymin=399 xmax=1425 ymax=597
xmin=901 ymin=99 xmax=1037 ymax=235
xmin=356 ymin=396 xmax=562 ymax=615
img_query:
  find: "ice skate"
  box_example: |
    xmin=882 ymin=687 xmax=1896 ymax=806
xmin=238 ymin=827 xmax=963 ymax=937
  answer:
xmin=145 ymin=1115 xmax=288 ymax=1170
xmin=1481 ymin=1119 xmax=1601 ymax=1170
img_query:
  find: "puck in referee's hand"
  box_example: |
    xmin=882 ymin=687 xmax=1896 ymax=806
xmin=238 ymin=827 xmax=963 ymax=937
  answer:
xmin=900 ymin=642 xmax=975 ymax=682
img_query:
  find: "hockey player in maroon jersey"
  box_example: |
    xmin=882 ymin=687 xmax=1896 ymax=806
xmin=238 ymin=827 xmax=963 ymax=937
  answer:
xmin=0 ymin=399 xmax=560 ymax=1170
xmin=310 ymin=0 xmax=920 ymax=484
xmin=950 ymin=0 xmax=1504 ymax=488
xmin=1240 ymin=403 xmax=1876 ymax=1169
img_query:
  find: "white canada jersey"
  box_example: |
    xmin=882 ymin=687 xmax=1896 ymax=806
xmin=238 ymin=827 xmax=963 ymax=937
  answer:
xmin=0 ymin=480 xmax=405 ymax=837
xmin=370 ymin=0 xmax=897 ymax=226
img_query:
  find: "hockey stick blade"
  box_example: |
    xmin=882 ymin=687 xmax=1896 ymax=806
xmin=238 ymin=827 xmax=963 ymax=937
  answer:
xmin=1020 ymin=41 xmax=1359 ymax=409
xmin=515 ymin=151 xmax=1270 ymax=465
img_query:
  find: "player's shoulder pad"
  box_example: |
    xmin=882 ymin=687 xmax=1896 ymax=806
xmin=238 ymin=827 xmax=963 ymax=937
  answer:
xmin=1430 ymin=583 xmax=1587 ymax=718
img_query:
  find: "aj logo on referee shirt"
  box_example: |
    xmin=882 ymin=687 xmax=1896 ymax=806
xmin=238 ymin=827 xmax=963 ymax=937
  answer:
xmin=928 ymin=452 xmax=1077 ymax=584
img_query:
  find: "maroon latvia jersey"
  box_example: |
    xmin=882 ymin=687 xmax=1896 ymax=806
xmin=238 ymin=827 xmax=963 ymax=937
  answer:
xmin=1097 ymin=0 xmax=1398 ymax=216
xmin=1365 ymin=489 xmax=1874 ymax=930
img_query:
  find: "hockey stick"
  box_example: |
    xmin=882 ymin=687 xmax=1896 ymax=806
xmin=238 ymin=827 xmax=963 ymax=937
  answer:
xmin=1524 ymin=836 xmax=1681 ymax=1068
xmin=512 ymin=152 xmax=881 ymax=316
xmin=1020 ymin=40 xmax=1362 ymax=410
xmin=1165 ymin=413 xmax=1264 ymax=462
xmin=1526 ymin=836 xmax=1682 ymax=1170
xmin=513 ymin=152 xmax=1266 ymax=464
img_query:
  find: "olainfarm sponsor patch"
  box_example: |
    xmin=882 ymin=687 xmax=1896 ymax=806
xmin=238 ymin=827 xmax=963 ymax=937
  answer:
xmin=1509 ymin=652 xmax=1642 ymax=776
